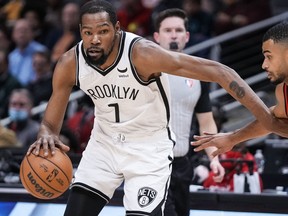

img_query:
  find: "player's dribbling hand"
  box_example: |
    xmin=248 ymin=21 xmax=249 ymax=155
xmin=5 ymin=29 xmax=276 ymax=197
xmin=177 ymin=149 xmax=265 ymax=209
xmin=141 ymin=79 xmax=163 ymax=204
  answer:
xmin=27 ymin=135 xmax=70 ymax=157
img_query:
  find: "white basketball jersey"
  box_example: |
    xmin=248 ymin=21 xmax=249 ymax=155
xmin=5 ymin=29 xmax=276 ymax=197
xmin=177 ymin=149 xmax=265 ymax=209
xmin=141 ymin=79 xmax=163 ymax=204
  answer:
xmin=75 ymin=31 xmax=173 ymax=142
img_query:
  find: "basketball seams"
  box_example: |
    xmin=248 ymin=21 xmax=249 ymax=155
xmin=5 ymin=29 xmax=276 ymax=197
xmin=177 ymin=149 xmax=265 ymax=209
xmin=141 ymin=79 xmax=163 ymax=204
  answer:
xmin=55 ymin=149 xmax=73 ymax=182
xmin=26 ymin=154 xmax=63 ymax=194
xmin=19 ymin=148 xmax=73 ymax=200
xmin=20 ymin=156 xmax=53 ymax=199
xmin=31 ymin=149 xmax=72 ymax=184
xmin=20 ymin=157 xmax=39 ymax=198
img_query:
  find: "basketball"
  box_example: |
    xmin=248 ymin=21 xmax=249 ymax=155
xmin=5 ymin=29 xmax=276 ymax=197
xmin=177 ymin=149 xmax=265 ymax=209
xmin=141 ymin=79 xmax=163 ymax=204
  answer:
xmin=19 ymin=148 xmax=73 ymax=200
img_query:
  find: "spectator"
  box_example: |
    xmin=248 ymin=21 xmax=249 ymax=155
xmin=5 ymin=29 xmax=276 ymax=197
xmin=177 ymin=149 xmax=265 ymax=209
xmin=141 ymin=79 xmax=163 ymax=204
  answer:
xmin=201 ymin=0 xmax=223 ymax=15
xmin=19 ymin=3 xmax=51 ymax=45
xmin=45 ymin=2 xmax=81 ymax=65
xmin=141 ymin=0 xmax=162 ymax=9
xmin=7 ymin=88 xmax=40 ymax=149
xmin=0 ymin=124 xmax=20 ymax=148
xmin=8 ymin=19 xmax=47 ymax=86
xmin=44 ymin=0 xmax=65 ymax=29
xmin=0 ymin=25 xmax=12 ymax=53
xmin=0 ymin=49 xmax=22 ymax=119
xmin=0 ymin=0 xmax=23 ymax=27
xmin=203 ymin=143 xmax=263 ymax=193
xmin=65 ymin=101 xmax=94 ymax=153
xmin=27 ymin=50 xmax=53 ymax=107
xmin=182 ymin=0 xmax=214 ymax=58
xmin=213 ymin=0 xmax=271 ymax=35
xmin=117 ymin=0 xmax=153 ymax=37
xmin=0 ymin=126 xmax=21 ymax=183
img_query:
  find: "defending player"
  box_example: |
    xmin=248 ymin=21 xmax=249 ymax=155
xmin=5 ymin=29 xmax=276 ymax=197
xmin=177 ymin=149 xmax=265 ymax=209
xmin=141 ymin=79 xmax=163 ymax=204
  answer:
xmin=192 ymin=22 xmax=288 ymax=157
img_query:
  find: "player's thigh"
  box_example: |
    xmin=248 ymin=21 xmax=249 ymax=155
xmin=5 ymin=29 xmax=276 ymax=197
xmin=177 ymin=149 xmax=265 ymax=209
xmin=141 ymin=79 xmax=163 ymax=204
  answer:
xmin=123 ymin=139 xmax=173 ymax=215
xmin=73 ymin=138 xmax=123 ymax=199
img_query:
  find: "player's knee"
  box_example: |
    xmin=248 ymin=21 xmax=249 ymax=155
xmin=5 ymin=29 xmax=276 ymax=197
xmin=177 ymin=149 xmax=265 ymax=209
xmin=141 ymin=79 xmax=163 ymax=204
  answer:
xmin=64 ymin=186 xmax=107 ymax=216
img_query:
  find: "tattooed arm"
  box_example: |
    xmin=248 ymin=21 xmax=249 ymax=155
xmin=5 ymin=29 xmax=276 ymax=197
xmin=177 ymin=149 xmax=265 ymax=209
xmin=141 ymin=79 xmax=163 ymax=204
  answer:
xmin=192 ymin=84 xmax=288 ymax=157
xmin=133 ymin=39 xmax=277 ymax=133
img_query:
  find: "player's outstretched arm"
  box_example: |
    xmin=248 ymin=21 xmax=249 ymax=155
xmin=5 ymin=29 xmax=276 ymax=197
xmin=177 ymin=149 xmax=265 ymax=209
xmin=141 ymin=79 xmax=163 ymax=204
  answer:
xmin=133 ymin=39 xmax=286 ymax=136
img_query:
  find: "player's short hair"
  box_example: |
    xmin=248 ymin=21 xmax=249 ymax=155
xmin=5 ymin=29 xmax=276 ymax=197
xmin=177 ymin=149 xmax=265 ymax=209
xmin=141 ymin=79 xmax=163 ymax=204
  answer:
xmin=154 ymin=8 xmax=189 ymax=32
xmin=263 ymin=21 xmax=288 ymax=44
xmin=80 ymin=0 xmax=117 ymax=26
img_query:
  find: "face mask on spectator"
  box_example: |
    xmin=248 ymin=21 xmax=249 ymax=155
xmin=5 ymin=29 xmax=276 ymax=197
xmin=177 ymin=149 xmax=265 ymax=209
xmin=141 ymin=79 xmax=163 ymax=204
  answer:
xmin=8 ymin=108 xmax=29 ymax=121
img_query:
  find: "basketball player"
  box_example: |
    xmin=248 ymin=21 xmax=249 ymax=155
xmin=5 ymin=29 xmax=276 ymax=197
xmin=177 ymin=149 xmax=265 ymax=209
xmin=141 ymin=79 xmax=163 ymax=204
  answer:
xmin=27 ymin=1 xmax=288 ymax=215
xmin=192 ymin=21 xmax=288 ymax=157
xmin=153 ymin=8 xmax=224 ymax=216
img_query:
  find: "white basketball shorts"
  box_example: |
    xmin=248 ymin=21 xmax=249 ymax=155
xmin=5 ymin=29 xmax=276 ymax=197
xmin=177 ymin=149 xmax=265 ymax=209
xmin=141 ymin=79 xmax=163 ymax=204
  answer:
xmin=72 ymin=130 xmax=174 ymax=213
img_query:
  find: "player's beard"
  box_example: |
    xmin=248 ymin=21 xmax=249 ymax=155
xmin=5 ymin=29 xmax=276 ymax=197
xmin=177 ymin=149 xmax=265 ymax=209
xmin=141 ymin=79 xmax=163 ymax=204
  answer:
xmin=86 ymin=35 xmax=116 ymax=67
xmin=271 ymin=74 xmax=285 ymax=85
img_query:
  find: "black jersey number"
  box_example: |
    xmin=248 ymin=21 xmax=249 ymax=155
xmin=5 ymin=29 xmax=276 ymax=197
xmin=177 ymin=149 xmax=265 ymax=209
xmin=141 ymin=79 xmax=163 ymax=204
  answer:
xmin=108 ymin=103 xmax=120 ymax=122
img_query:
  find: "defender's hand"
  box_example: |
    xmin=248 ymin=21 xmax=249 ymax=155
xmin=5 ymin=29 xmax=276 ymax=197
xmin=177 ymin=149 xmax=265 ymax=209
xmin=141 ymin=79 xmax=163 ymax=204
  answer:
xmin=191 ymin=132 xmax=237 ymax=157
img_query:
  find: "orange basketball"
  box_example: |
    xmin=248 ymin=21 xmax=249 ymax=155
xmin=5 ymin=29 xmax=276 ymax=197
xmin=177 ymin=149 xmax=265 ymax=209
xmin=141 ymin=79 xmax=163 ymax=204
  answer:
xmin=19 ymin=148 xmax=73 ymax=200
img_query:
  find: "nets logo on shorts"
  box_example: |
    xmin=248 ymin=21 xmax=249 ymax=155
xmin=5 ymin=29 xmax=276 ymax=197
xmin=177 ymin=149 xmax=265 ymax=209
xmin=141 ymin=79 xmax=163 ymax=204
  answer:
xmin=137 ymin=187 xmax=157 ymax=207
